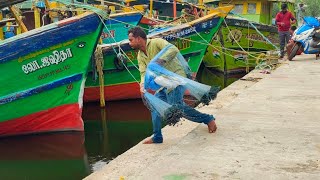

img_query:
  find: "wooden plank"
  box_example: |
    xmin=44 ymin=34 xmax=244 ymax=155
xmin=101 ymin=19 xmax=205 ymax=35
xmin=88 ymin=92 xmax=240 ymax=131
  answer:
xmin=0 ymin=18 xmax=15 ymax=27
xmin=8 ymin=5 xmax=28 ymax=32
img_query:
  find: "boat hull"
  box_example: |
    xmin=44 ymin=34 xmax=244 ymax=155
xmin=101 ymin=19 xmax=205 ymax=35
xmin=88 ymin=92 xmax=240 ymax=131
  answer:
xmin=0 ymin=13 xmax=103 ymax=137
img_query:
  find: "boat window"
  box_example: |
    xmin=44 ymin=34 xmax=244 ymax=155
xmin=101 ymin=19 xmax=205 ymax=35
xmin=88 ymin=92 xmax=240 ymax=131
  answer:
xmin=248 ymin=3 xmax=257 ymax=14
xmin=233 ymin=4 xmax=244 ymax=14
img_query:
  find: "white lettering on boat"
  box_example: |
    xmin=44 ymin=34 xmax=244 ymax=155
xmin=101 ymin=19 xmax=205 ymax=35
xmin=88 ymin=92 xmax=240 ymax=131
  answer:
xmin=164 ymin=27 xmax=196 ymax=40
xmin=22 ymin=48 xmax=73 ymax=74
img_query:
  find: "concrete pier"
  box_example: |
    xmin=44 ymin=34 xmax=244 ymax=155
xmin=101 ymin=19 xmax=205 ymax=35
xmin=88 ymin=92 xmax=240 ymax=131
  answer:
xmin=85 ymin=54 xmax=320 ymax=180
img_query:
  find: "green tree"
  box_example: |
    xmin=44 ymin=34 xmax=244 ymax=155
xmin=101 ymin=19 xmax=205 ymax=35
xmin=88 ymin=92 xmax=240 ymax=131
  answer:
xmin=304 ymin=0 xmax=320 ymax=17
xmin=272 ymin=3 xmax=280 ymax=18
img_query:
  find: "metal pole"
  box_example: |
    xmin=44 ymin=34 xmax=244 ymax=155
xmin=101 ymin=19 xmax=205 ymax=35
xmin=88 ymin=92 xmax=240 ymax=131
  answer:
xmin=173 ymin=0 xmax=177 ymax=18
xmin=149 ymin=0 xmax=153 ymax=18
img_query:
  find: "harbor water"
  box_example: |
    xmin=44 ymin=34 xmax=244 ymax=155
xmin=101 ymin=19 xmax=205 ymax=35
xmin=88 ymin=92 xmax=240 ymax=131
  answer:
xmin=0 ymin=67 xmax=246 ymax=180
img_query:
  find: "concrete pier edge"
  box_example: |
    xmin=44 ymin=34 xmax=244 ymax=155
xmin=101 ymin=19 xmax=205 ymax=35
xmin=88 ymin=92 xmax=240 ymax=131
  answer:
xmin=85 ymin=54 xmax=320 ymax=180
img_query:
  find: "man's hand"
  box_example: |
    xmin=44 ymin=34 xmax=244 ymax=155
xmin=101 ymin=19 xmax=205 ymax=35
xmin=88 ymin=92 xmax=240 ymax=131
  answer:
xmin=156 ymin=58 xmax=166 ymax=66
xmin=140 ymin=83 xmax=146 ymax=94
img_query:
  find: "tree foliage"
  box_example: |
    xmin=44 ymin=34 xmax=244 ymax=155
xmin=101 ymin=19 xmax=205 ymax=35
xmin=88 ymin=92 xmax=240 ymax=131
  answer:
xmin=303 ymin=0 xmax=320 ymax=17
xmin=272 ymin=3 xmax=280 ymax=18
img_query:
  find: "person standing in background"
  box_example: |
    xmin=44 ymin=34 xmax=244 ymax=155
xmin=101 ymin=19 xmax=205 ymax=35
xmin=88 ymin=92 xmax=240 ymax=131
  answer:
xmin=275 ymin=3 xmax=296 ymax=59
xmin=296 ymin=2 xmax=306 ymax=26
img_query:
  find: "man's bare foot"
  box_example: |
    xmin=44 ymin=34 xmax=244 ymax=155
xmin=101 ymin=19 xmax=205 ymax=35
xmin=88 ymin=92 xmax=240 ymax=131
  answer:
xmin=207 ymin=120 xmax=217 ymax=133
xmin=143 ymin=137 xmax=163 ymax=144
xmin=143 ymin=138 xmax=154 ymax=144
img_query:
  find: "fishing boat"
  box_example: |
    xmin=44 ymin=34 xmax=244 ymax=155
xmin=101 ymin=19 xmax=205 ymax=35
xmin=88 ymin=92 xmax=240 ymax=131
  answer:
xmin=0 ymin=1 xmax=108 ymax=137
xmin=202 ymin=0 xmax=296 ymax=74
xmin=84 ymin=5 xmax=233 ymax=102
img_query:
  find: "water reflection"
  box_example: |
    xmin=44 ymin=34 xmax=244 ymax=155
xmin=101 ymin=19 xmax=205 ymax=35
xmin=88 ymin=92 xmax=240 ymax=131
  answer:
xmin=0 ymin=132 xmax=89 ymax=180
xmin=197 ymin=66 xmax=246 ymax=88
xmin=82 ymin=99 xmax=153 ymax=172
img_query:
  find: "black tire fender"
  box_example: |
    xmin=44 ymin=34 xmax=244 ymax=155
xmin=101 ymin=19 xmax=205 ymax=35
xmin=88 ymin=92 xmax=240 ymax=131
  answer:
xmin=114 ymin=53 xmax=127 ymax=70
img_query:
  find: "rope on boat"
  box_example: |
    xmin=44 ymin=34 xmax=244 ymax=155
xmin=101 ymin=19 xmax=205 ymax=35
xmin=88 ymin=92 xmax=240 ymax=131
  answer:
xmin=222 ymin=18 xmax=255 ymax=72
xmin=229 ymin=12 xmax=279 ymax=51
xmin=107 ymin=19 xmax=261 ymax=72
xmin=98 ymin=16 xmax=140 ymax=104
xmin=182 ymin=14 xmax=276 ymax=65
xmin=97 ymin=15 xmax=140 ymax=74
xmin=94 ymin=46 xmax=106 ymax=107
xmin=98 ymin=16 xmax=141 ymax=84
xmin=143 ymin=0 xmax=279 ymax=58
xmin=51 ymin=0 xmax=112 ymax=106
xmin=254 ymin=52 xmax=282 ymax=70
xmin=97 ymin=10 xmax=265 ymax=64
xmin=183 ymin=15 xmax=257 ymax=70
xmin=96 ymin=5 xmax=280 ymax=91
xmin=183 ymin=16 xmax=209 ymax=45
xmin=182 ymin=9 xmax=279 ymax=70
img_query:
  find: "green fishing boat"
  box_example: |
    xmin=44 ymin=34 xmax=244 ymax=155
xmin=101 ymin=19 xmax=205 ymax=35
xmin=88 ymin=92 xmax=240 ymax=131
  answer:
xmin=84 ymin=5 xmax=233 ymax=102
xmin=0 ymin=0 xmax=108 ymax=137
xmin=203 ymin=0 xmax=296 ymax=74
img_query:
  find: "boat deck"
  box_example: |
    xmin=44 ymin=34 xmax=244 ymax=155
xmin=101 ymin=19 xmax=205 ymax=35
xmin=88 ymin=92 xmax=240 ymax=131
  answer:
xmin=85 ymin=54 xmax=320 ymax=179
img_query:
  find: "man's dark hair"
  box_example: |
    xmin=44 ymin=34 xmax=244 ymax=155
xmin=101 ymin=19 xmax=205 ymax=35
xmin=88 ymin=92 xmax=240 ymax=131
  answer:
xmin=281 ymin=3 xmax=288 ymax=10
xmin=128 ymin=26 xmax=147 ymax=40
xmin=291 ymin=26 xmax=297 ymax=31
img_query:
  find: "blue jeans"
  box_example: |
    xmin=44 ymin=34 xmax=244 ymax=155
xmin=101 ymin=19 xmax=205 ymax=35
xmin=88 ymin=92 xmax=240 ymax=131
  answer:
xmin=151 ymin=86 xmax=215 ymax=143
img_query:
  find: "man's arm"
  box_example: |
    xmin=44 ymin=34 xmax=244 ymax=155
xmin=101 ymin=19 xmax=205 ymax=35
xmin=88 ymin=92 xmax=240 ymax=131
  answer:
xmin=290 ymin=12 xmax=296 ymax=24
xmin=138 ymin=55 xmax=147 ymax=92
xmin=155 ymin=38 xmax=179 ymax=65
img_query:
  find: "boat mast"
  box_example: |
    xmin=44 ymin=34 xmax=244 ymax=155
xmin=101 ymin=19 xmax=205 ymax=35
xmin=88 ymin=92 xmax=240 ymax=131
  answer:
xmin=149 ymin=0 xmax=153 ymax=17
